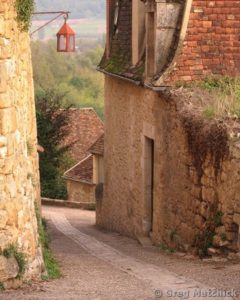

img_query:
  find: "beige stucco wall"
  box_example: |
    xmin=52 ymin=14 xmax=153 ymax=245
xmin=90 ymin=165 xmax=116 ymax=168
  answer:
xmin=97 ymin=75 xmax=240 ymax=254
xmin=0 ymin=0 xmax=43 ymax=286
xmin=93 ymin=155 xmax=104 ymax=184
xmin=67 ymin=180 xmax=96 ymax=203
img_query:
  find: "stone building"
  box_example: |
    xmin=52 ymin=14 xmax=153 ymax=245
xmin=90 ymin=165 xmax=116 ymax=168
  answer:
xmin=60 ymin=108 xmax=104 ymax=163
xmin=62 ymin=109 xmax=104 ymax=203
xmin=64 ymin=155 xmax=96 ymax=204
xmin=64 ymin=134 xmax=104 ymax=204
xmin=97 ymin=0 xmax=240 ymax=255
xmin=0 ymin=0 xmax=43 ymax=286
xmin=89 ymin=133 xmax=104 ymax=185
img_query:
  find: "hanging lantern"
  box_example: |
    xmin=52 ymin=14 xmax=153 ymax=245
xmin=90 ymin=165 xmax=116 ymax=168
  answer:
xmin=57 ymin=16 xmax=76 ymax=52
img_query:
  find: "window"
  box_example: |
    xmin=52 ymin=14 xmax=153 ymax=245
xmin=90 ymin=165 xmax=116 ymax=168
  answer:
xmin=59 ymin=35 xmax=66 ymax=51
xmin=113 ymin=1 xmax=120 ymax=35
xmin=69 ymin=35 xmax=75 ymax=51
xmin=143 ymin=136 xmax=155 ymax=236
xmin=132 ymin=0 xmax=146 ymax=65
xmin=146 ymin=12 xmax=155 ymax=78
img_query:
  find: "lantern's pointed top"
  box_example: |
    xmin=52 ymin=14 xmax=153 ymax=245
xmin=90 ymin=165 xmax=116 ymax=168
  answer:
xmin=57 ymin=21 xmax=75 ymax=36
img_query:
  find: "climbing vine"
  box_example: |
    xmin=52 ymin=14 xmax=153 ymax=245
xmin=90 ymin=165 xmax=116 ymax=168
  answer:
xmin=15 ymin=0 xmax=34 ymax=31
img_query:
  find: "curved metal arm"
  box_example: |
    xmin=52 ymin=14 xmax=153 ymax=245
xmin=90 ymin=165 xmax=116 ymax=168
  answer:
xmin=30 ymin=11 xmax=71 ymax=36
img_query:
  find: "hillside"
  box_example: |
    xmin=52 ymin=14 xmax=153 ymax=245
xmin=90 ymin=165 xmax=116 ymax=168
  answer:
xmin=31 ymin=39 xmax=104 ymax=118
xmin=35 ymin=0 xmax=106 ymax=19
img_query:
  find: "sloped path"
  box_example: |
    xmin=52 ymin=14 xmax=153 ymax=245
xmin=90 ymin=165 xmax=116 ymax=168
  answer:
xmin=2 ymin=206 xmax=240 ymax=300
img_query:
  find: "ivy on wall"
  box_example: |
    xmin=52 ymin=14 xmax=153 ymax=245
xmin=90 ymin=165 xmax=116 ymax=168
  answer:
xmin=15 ymin=0 xmax=34 ymax=31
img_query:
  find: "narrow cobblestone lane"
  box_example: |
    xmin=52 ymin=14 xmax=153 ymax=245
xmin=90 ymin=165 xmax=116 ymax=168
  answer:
xmin=2 ymin=206 xmax=240 ymax=300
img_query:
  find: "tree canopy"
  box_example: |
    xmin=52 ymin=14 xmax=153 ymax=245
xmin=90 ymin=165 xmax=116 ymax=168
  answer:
xmin=36 ymin=90 xmax=73 ymax=199
xmin=31 ymin=39 xmax=104 ymax=119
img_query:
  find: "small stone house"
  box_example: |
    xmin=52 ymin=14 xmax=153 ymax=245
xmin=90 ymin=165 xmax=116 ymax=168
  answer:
xmin=97 ymin=0 xmax=240 ymax=255
xmin=63 ymin=134 xmax=104 ymax=203
xmin=62 ymin=109 xmax=104 ymax=203
xmin=63 ymin=155 xmax=95 ymax=203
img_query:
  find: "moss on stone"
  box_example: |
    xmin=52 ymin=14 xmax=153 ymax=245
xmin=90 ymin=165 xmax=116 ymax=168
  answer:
xmin=35 ymin=203 xmax=62 ymax=279
xmin=15 ymin=0 xmax=35 ymax=31
xmin=1 ymin=244 xmax=27 ymax=278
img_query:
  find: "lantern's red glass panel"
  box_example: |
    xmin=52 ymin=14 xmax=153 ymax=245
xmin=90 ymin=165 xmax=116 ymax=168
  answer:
xmin=59 ymin=35 xmax=67 ymax=51
xmin=57 ymin=21 xmax=76 ymax=52
xmin=69 ymin=35 xmax=75 ymax=51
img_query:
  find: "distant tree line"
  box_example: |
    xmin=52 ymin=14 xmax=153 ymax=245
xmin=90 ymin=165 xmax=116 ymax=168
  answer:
xmin=35 ymin=0 xmax=106 ymax=19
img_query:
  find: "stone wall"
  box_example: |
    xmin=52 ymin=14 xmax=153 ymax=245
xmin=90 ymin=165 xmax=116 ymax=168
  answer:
xmin=164 ymin=0 xmax=240 ymax=83
xmin=97 ymin=75 xmax=240 ymax=255
xmin=66 ymin=180 xmax=96 ymax=203
xmin=0 ymin=0 xmax=43 ymax=286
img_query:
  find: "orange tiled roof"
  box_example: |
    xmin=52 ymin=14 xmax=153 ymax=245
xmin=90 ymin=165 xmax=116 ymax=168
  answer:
xmin=61 ymin=108 xmax=104 ymax=163
xmin=88 ymin=133 xmax=104 ymax=156
xmin=63 ymin=155 xmax=93 ymax=184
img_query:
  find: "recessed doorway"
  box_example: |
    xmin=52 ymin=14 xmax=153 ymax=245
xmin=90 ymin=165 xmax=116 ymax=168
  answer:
xmin=143 ymin=136 xmax=155 ymax=237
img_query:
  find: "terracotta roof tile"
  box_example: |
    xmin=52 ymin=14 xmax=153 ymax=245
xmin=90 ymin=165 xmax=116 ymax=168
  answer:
xmin=64 ymin=155 xmax=93 ymax=183
xmin=88 ymin=134 xmax=104 ymax=156
xmin=60 ymin=108 xmax=104 ymax=163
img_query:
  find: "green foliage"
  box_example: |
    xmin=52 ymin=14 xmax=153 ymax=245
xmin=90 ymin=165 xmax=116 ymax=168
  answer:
xmin=220 ymin=233 xmax=227 ymax=241
xmin=158 ymin=243 xmax=175 ymax=254
xmin=2 ymin=245 xmax=27 ymax=278
xmin=31 ymin=40 xmax=104 ymax=120
xmin=16 ymin=0 xmax=35 ymax=31
xmin=35 ymin=204 xmax=62 ymax=279
xmin=0 ymin=282 xmax=5 ymax=291
xmin=199 ymin=76 xmax=237 ymax=92
xmin=35 ymin=203 xmax=49 ymax=248
xmin=195 ymin=211 xmax=224 ymax=258
xmin=202 ymin=107 xmax=215 ymax=119
xmin=40 ymin=218 xmax=49 ymax=249
xmin=14 ymin=253 xmax=27 ymax=277
xmin=27 ymin=140 xmax=34 ymax=156
xmin=42 ymin=248 xmax=62 ymax=279
xmin=36 ymin=89 xmax=74 ymax=199
xmin=197 ymin=229 xmax=215 ymax=258
xmin=196 ymin=76 xmax=240 ymax=119
xmin=213 ymin=211 xmax=223 ymax=227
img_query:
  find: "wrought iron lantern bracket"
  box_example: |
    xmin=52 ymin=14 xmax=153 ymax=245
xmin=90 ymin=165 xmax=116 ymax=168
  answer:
xmin=30 ymin=11 xmax=71 ymax=36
